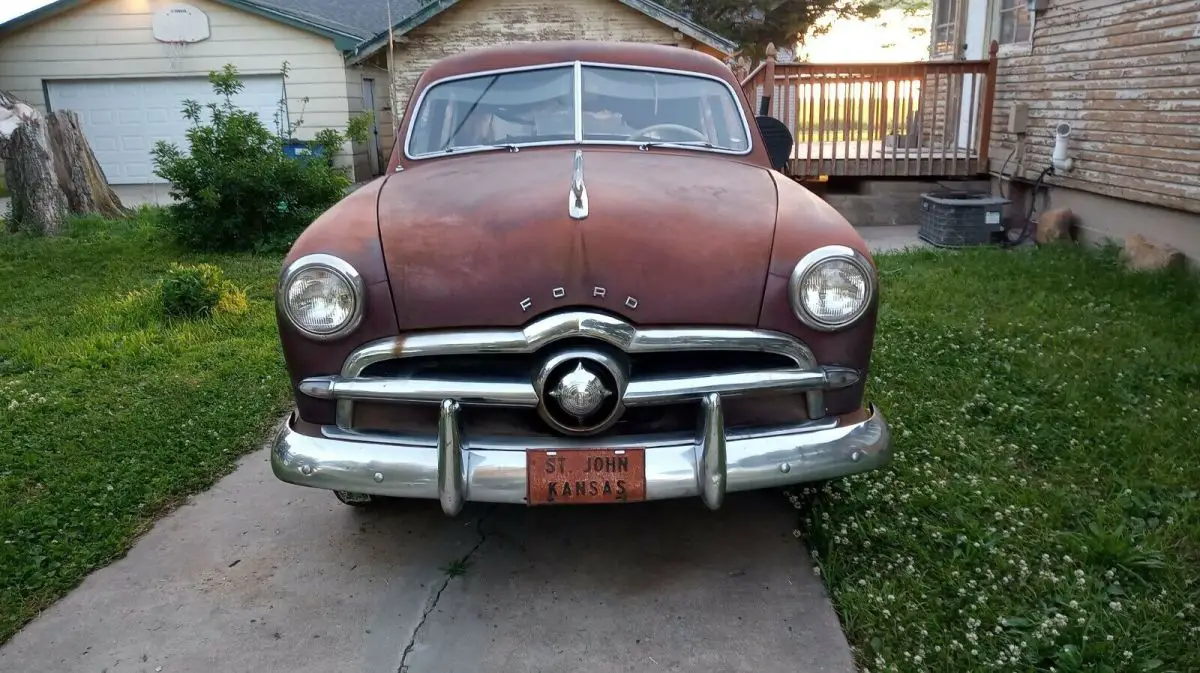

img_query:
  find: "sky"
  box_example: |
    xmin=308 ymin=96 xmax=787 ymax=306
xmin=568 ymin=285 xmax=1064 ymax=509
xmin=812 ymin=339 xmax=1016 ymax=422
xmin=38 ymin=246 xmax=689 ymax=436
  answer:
xmin=1 ymin=0 xmax=54 ymax=24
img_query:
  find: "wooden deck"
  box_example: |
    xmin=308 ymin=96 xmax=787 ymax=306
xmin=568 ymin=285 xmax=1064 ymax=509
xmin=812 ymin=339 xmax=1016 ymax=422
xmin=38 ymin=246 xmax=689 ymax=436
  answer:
xmin=738 ymin=44 xmax=999 ymax=180
xmin=787 ymin=142 xmax=981 ymax=178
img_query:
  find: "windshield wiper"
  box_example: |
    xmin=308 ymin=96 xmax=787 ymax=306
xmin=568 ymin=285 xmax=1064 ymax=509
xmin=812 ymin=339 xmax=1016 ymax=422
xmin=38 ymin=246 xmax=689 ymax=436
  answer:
xmin=440 ymin=143 xmax=521 ymax=155
xmin=636 ymin=140 xmax=719 ymax=151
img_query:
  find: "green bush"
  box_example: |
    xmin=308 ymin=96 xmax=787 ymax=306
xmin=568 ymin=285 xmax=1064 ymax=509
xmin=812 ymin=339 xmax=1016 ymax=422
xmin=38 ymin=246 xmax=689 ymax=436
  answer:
xmin=159 ymin=262 xmax=247 ymax=319
xmin=151 ymin=63 xmax=368 ymax=253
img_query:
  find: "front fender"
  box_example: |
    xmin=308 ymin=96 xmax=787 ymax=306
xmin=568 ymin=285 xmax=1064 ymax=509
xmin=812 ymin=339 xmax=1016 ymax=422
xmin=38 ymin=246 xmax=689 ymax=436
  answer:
xmin=277 ymin=176 xmax=400 ymax=425
xmin=757 ymin=172 xmax=880 ymax=417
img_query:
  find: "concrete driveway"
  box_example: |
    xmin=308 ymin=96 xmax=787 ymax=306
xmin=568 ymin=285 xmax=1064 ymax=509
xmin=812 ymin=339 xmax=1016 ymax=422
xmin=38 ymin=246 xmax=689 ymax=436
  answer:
xmin=0 ymin=445 xmax=855 ymax=673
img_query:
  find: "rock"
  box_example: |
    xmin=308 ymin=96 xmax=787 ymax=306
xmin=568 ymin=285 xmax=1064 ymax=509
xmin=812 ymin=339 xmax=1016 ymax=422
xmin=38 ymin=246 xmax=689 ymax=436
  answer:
xmin=1121 ymin=233 xmax=1186 ymax=272
xmin=1035 ymin=207 xmax=1077 ymax=244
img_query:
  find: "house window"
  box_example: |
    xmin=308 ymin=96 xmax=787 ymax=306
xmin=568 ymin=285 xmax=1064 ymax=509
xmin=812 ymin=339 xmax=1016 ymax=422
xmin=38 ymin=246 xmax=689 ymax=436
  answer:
xmin=931 ymin=0 xmax=961 ymax=58
xmin=998 ymin=0 xmax=1032 ymax=45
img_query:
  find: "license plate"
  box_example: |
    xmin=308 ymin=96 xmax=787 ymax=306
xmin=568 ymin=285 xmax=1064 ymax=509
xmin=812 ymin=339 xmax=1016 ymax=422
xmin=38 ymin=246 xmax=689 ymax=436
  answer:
xmin=526 ymin=448 xmax=646 ymax=506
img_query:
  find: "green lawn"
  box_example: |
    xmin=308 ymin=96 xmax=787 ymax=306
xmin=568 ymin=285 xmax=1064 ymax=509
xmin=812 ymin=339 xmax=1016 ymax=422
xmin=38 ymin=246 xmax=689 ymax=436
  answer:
xmin=800 ymin=245 xmax=1200 ymax=672
xmin=2 ymin=216 xmax=1198 ymax=668
xmin=0 ymin=211 xmax=291 ymax=643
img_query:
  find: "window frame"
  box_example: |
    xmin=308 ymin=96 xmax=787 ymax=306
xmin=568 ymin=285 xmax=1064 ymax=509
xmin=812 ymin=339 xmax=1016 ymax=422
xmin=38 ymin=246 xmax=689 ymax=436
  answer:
xmin=402 ymin=60 xmax=755 ymax=161
xmin=930 ymin=0 xmax=965 ymax=60
xmin=995 ymin=0 xmax=1035 ymax=56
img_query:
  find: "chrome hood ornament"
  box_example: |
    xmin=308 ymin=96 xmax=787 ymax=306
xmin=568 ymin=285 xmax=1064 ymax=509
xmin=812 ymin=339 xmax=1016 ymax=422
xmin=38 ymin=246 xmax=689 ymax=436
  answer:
xmin=568 ymin=149 xmax=588 ymax=220
xmin=548 ymin=362 xmax=611 ymax=420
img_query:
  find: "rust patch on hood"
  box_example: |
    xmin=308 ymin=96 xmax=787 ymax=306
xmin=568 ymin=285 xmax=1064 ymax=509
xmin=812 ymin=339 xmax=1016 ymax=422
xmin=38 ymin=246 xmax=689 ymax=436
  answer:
xmin=377 ymin=147 xmax=779 ymax=330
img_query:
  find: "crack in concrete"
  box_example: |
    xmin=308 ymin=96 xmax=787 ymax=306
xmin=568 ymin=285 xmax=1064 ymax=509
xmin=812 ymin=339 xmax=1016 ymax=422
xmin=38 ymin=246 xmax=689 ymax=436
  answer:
xmin=397 ymin=509 xmax=492 ymax=673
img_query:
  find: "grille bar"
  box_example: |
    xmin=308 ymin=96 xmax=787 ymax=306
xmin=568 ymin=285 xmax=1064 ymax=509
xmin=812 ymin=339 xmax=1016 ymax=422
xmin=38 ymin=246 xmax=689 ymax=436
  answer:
xmin=301 ymin=366 xmax=858 ymax=408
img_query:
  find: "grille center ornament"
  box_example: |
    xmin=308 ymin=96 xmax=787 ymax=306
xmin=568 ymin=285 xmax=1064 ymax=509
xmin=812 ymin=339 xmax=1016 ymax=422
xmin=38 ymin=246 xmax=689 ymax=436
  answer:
xmin=548 ymin=362 xmax=611 ymax=420
xmin=535 ymin=348 xmax=627 ymax=436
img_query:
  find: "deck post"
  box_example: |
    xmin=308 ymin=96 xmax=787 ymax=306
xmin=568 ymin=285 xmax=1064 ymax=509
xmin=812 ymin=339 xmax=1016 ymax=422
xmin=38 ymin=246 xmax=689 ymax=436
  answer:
xmin=759 ymin=43 xmax=777 ymax=116
xmin=978 ymin=40 xmax=1000 ymax=170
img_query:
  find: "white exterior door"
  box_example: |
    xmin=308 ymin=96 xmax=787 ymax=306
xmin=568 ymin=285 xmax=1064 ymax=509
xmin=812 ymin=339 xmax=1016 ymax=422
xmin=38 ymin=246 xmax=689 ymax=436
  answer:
xmin=47 ymin=75 xmax=285 ymax=185
xmin=361 ymin=77 xmax=381 ymax=176
xmin=958 ymin=0 xmax=989 ymax=150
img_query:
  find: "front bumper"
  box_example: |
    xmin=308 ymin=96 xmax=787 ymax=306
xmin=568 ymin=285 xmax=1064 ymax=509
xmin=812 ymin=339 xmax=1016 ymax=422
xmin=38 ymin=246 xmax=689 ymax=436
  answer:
xmin=270 ymin=401 xmax=892 ymax=516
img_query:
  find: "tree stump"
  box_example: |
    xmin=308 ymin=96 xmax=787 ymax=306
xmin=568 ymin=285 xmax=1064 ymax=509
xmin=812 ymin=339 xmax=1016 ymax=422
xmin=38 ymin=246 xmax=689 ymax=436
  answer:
xmin=48 ymin=110 xmax=127 ymax=219
xmin=1 ymin=89 xmax=128 ymax=235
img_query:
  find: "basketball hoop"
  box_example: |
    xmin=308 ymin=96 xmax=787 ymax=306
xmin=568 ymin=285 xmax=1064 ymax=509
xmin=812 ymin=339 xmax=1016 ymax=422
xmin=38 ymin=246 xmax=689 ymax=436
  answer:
xmin=152 ymin=3 xmax=210 ymax=70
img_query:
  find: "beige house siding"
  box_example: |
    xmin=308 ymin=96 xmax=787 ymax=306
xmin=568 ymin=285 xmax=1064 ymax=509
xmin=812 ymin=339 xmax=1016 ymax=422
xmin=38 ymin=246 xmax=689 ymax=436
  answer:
xmin=388 ymin=0 xmax=697 ymax=128
xmin=0 ymin=0 xmax=368 ymax=179
xmin=985 ymin=0 xmax=1200 ymax=215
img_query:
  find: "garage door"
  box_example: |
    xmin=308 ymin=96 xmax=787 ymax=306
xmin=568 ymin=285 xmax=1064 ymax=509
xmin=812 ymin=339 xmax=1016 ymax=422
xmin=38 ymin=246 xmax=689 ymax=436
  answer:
xmin=47 ymin=75 xmax=286 ymax=185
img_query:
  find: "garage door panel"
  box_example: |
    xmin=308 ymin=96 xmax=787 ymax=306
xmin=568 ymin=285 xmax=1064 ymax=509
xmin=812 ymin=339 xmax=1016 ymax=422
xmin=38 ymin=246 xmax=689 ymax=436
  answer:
xmin=47 ymin=75 xmax=285 ymax=185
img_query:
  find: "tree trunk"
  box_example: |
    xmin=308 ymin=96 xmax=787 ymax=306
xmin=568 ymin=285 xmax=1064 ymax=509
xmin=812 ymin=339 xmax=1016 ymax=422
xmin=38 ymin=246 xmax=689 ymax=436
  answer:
xmin=2 ymin=111 xmax=68 ymax=236
xmin=47 ymin=110 xmax=127 ymax=218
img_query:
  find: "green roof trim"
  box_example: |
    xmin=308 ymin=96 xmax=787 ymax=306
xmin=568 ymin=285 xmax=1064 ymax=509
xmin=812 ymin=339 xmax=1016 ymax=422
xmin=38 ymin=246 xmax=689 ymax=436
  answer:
xmin=347 ymin=0 xmax=738 ymax=65
xmin=0 ymin=0 xmax=88 ymax=35
xmin=0 ymin=0 xmax=362 ymax=51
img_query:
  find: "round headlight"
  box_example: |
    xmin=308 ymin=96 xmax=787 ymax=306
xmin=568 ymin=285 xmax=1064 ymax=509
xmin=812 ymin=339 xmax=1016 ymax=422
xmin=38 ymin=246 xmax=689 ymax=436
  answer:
xmin=279 ymin=254 xmax=365 ymax=340
xmin=787 ymin=245 xmax=875 ymax=331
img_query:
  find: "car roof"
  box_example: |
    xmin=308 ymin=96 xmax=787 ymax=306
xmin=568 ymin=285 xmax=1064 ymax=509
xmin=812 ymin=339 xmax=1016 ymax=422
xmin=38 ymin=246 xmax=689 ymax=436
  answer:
xmin=417 ymin=41 xmax=738 ymax=87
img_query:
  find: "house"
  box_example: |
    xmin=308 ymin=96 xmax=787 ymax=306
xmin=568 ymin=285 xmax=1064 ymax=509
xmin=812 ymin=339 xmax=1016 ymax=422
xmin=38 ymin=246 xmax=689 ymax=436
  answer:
xmin=345 ymin=0 xmax=738 ymax=125
xmin=0 ymin=0 xmax=735 ymax=198
xmin=928 ymin=0 xmax=1200 ymax=260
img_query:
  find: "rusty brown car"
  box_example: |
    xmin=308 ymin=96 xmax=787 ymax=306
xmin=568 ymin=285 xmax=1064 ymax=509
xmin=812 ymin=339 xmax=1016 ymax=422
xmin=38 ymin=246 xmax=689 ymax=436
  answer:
xmin=270 ymin=41 xmax=892 ymax=515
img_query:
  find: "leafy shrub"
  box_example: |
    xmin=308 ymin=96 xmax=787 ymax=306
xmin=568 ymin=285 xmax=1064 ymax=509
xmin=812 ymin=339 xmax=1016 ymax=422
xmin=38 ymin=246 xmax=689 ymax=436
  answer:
xmin=159 ymin=262 xmax=247 ymax=319
xmin=151 ymin=63 xmax=368 ymax=253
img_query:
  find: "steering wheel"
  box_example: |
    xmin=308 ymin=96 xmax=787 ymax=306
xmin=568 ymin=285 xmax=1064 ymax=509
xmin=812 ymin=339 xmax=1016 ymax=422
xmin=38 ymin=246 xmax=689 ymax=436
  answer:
xmin=627 ymin=123 xmax=708 ymax=143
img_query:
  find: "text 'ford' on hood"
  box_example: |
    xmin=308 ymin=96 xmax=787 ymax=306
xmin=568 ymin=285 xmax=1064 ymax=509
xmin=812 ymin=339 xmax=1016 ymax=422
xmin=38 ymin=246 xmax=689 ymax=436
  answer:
xmin=377 ymin=147 xmax=780 ymax=330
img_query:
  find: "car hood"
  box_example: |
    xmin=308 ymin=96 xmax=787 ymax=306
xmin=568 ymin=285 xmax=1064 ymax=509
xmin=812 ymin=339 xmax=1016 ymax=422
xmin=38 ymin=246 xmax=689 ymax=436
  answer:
xmin=377 ymin=147 xmax=779 ymax=330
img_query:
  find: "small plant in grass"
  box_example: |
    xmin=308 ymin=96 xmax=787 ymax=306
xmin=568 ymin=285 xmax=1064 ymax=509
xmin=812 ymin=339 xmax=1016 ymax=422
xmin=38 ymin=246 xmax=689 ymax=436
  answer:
xmin=159 ymin=262 xmax=247 ymax=319
xmin=151 ymin=63 xmax=368 ymax=253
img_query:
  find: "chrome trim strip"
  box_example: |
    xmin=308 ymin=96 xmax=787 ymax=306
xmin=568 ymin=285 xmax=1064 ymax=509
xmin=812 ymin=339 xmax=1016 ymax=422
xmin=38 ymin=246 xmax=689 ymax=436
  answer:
xmin=270 ymin=404 xmax=892 ymax=514
xmin=301 ymin=376 xmax=538 ymax=407
xmin=277 ymin=254 xmax=366 ymax=342
xmin=698 ymin=393 xmax=726 ymax=510
xmin=622 ymin=367 xmax=857 ymax=406
xmin=437 ymin=400 xmax=465 ymax=516
xmin=403 ymin=60 xmax=754 ymax=161
xmin=572 ymin=60 xmax=584 ymax=144
xmin=787 ymin=245 xmax=877 ymax=333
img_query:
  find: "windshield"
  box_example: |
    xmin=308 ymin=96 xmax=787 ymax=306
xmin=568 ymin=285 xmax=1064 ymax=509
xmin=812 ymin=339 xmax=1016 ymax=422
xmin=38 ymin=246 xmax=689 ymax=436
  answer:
xmin=406 ymin=64 xmax=750 ymax=158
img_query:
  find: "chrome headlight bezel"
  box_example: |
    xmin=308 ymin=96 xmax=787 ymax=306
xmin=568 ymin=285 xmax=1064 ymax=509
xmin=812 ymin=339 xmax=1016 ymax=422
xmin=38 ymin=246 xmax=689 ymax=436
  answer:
xmin=787 ymin=245 xmax=876 ymax=332
xmin=278 ymin=253 xmax=365 ymax=341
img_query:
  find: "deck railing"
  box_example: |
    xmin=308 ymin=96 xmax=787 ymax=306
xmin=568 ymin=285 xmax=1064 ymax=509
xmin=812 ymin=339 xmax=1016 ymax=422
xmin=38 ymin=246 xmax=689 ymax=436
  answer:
xmin=739 ymin=42 xmax=999 ymax=179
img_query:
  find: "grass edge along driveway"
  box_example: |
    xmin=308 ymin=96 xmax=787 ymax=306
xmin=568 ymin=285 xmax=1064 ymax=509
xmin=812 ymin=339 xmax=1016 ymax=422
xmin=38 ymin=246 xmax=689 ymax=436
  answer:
xmin=0 ymin=213 xmax=292 ymax=644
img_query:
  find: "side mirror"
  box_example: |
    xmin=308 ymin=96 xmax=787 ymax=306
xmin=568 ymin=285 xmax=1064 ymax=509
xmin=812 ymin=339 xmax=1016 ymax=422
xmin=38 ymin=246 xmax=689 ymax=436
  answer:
xmin=755 ymin=115 xmax=794 ymax=172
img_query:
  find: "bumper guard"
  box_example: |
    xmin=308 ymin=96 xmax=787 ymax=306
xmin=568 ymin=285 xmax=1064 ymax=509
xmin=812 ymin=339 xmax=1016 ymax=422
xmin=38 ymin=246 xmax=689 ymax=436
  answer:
xmin=270 ymin=398 xmax=892 ymax=516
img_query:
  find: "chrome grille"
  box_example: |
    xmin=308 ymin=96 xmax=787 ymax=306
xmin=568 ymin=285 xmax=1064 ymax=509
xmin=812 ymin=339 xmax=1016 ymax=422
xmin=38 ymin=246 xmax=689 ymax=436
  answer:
xmin=299 ymin=311 xmax=857 ymax=437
